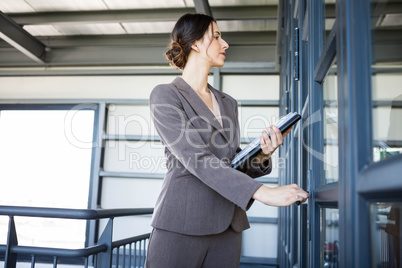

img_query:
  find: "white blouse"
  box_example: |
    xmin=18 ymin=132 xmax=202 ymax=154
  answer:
xmin=209 ymin=90 xmax=223 ymax=127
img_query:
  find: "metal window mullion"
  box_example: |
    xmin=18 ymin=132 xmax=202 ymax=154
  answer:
xmin=289 ymin=2 xmax=300 ymax=266
xmin=237 ymin=100 xmax=280 ymax=106
xmin=307 ymin=0 xmax=325 ymax=267
xmin=337 ymin=0 xmax=373 ymax=267
xmin=99 ymin=170 xmax=164 ymax=180
xmin=103 ymin=134 xmax=161 ymax=142
xmin=297 ymin=2 xmax=309 ymax=267
xmin=86 ymin=102 xmax=105 ymax=249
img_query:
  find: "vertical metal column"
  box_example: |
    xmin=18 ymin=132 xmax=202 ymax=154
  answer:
xmin=289 ymin=1 xmax=299 ymax=266
xmin=306 ymin=1 xmax=324 ymax=267
xmin=97 ymin=219 xmax=113 ymax=268
xmin=86 ymin=102 xmax=106 ymax=249
xmin=336 ymin=0 xmax=373 ymax=266
xmin=5 ymin=216 xmax=18 ymax=268
xmin=297 ymin=0 xmax=309 ymax=266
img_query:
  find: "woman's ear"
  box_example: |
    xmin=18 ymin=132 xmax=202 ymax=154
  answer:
xmin=191 ymin=43 xmax=199 ymax=52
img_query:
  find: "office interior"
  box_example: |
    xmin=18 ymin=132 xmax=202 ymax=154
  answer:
xmin=0 ymin=0 xmax=401 ymax=267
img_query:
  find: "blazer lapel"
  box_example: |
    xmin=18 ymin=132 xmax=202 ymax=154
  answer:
xmin=172 ymin=77 xmax=231 ymax=142
xmin=209 ymin=85 xmax=236 ymax=141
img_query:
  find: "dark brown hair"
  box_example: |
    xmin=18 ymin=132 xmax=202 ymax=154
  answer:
xmin=165 ymin=13 xmax=216 ymax=70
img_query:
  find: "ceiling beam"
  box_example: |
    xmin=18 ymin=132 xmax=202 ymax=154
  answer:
xmin=193 ymin=0 xmax=212 ymax=16
xmin=0 ymin=31 xmax=276 ymax=48
xmin=3 ymin=39 xmax=401 ymax=68
xmin=0 ymin=44 xmax=277 ymax=67
xmin=8 ymin=6 xmax=277 ymax=26
xmin=0 ymin=11 xmax=46 ymax=64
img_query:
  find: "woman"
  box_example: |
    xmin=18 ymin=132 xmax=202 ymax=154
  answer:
xmin=146 ymin=13 xmax=309 ymax=267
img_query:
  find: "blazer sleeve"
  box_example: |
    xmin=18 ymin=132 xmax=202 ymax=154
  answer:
xmin=150 ymin=85 xmax=262 ymax=211
xmin=235 ymin=147 xmax=272 ymax=179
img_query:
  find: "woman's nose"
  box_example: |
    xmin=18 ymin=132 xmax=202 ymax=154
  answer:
xmin=222 ymin=39 xmax=229 ymax=49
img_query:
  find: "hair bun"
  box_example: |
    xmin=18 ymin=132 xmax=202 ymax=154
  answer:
xmin=165 ymin=40 xmax=187 ymax=70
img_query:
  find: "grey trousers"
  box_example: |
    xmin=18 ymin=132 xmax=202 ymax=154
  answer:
xmin=145 ymin=227 xmax=242 ymax=268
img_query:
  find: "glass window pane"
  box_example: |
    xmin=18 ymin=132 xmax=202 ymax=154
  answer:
xmin=323 ymin=72 xmax=339 ymax=184
xmin=242 ymin=222 xmax=278 ymax=259
xmin=103 ymin=141 xmax=166 ymax=173
xmin=222 ymin=75 xmax=279 ymax=100
xmin=324 ymin=0 xmax=336 ymax=35
xmin=106 ymin=105 xmax=153 ymax=136
xmin=371 ymin=202 xmax=401 ymax=268
xmin=0 ymin=109 xmax=94 ymax=248
xmin=238 ymin=107 xmax=279 ymax=139
xmin=320 ymin=208 xmax=340 ymax=268
xmin=371 ymin=0 xmax=402 ymax=162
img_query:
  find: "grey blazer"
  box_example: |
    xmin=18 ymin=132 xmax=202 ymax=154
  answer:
xmin=149 ymin=77 xmax=272 ymax=236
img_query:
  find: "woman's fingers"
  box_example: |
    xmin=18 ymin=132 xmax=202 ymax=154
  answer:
xmin=293 ymin=184 xmax=309 ymax=204
xmin=260 ymin=126 xmax=283 ymax=155
xmin=260 ymin=123 xmax=295 ymax=155
xmin=253 ymin=184 xmax=309 ymax=207
xmin=287 ymin=185 xmax=309 ymax=206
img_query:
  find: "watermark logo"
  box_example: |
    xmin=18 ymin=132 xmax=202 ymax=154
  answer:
xmin=63 ymin=103 xmax=339 ymax=171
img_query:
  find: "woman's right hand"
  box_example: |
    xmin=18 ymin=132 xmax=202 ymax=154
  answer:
xmin=252 ymin=184 xmax=309 ymax=207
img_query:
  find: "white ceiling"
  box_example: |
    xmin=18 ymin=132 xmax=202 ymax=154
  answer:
xmin=21 ymin=19 xmax=278 ymax=36
xmin=0 ymin=0 xmax=279 ymax=36
xmin=0 ymin=0 xmax=281 ymax=13
xmin=1 ymin=0 xmax=399 ymax=68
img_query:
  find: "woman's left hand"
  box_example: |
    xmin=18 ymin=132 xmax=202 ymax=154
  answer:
xmin=260 ymin=126 xmax=293 ymax=157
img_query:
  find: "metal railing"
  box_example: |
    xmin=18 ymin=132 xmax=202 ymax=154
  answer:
xmin=0 ymin=206 xmax=153 ymax=268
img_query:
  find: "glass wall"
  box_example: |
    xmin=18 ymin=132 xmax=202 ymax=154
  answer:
xmin=371 ymin=202 xmax=401 ymax=268
xmin=320 ymin=208 xmax=340 ymax=268
xmin=323 ymin=72 xmax=339 ymax=184
xmin=370 ymin=1 xmax=402 ymax=267
xmin=279 ymin=0 xmax=402 ymax=267
xmin=371 ymin=0 xmax=402 ymax=162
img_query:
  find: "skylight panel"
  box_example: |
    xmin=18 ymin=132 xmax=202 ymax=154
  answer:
xmin=217 ymin=20 xmax=276 ymax=32
xmin=0 ymin=0 xmax=35 ymax=13
xmin=123 ymin=21 xmax=176 ymax=34
xmin=24 ymin=25 xmax=62 ymax=36
xmin=208 ymin=0 xmax=278 ymax=6
xmin=55 ymin=23 xmax=126 ymax=35
xmin=325 ymin=18 xmax=336 ymax=30
xmin=381 ymin=14 xmax=402 ymax=27
xmin=23 ymin=0 xmax=108 ymax=12
xmin=103 ymin=0 xmax=189 ymax=9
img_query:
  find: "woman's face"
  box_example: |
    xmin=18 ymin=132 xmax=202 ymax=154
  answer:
xmin=198 ymin=21 xmax=229 ymax=68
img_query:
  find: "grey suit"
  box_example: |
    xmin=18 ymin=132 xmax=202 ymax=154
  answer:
xmin=149 ymin=77 xmax=272 ymax=236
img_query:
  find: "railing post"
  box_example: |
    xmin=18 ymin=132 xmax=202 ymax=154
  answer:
xmin=96 ymin=218 xmax=113 ymax=268
xmin=5 ymin=216 xmax=18 ymax=268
